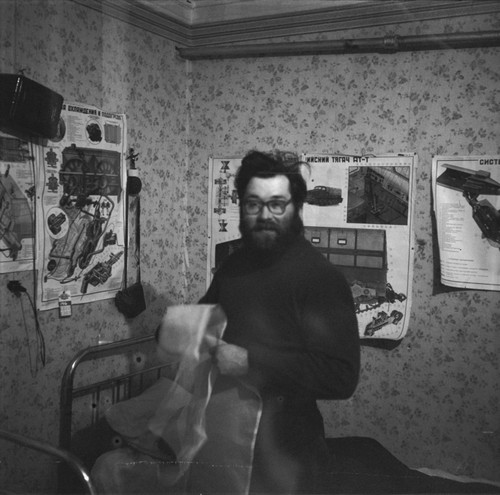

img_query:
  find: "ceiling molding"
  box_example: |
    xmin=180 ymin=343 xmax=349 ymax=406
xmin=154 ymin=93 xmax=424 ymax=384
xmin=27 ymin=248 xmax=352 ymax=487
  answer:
xmin=72 ymin=0 xmax=191 ymax=44
xmin=139 ymin=0 xmax=369 ymax=25
xmin=186 ymin=1 xmax=500 ymax=46
xmin=71 ymin=0 xmax=500 ymax=47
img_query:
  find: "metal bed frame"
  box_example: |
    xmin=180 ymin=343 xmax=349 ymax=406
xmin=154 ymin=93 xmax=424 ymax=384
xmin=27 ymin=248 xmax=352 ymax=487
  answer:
xmin=58 ymin=333 xmax=174 ymax=493
xmin=52 ymin=332 xmax=500 ymax=495
xmin=0 ymin=428 xmax=96 ymax=495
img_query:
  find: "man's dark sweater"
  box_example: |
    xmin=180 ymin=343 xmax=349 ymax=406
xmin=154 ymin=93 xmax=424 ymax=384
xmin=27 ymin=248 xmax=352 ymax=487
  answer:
xmin=200 ymin=235 xmax=360 ymax=493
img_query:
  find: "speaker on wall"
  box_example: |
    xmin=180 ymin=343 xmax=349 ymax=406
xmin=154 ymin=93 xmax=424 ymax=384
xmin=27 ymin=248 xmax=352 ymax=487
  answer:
xmin=0 ymin=74 xmax=64 ymax=140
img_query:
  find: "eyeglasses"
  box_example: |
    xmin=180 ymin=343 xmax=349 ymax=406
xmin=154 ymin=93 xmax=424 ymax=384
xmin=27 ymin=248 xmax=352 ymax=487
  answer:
xmin=242 ymin=198 xmax=292 ymax=216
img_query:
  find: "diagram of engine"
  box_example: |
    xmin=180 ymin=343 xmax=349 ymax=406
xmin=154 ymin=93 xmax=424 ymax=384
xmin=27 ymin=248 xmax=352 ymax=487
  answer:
xmin=44 ymin=144 xmax=123 ymax=290
xmin=436 ymin=164 xmax=500 ymax=249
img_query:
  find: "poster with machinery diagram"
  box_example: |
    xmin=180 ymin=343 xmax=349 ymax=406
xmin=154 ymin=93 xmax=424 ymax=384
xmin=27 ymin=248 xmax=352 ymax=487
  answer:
xmin=208 ymin=153 xmax=416 ymax=342
xmin=36 ymin=102 xmax=127 ymax=311
xmin=432 ymin=155 xmax=500 ymax=291
xmin=0 ymin=132 xmax=35 ymax=273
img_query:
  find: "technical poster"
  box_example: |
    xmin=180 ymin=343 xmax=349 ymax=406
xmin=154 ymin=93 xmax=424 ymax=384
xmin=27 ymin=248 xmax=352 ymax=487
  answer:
xmin=207 ymin=154 xmax=416 ymax=342
xmin=0 ymin=132 xmax=36 ymax=273
xmin=432 ymin=155 xmax=500 ymax=291
xmin=35 ymin=102 xmax=127 ymax=311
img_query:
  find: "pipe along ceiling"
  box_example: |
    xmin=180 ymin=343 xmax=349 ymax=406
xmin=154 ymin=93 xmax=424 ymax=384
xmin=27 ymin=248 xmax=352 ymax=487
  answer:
xmin=177 ymin=30 xmax=500 ymax=60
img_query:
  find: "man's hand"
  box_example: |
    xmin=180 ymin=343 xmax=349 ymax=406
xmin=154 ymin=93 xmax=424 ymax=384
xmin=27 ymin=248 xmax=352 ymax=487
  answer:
xmin=212 ymin=343 xmax=249 ymax=376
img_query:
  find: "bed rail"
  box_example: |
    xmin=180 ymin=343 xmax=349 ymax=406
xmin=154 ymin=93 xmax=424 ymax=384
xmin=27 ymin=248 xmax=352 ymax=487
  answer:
xmin=0 ymin=428 xmax=96 ymax=495
xmin=59 ymin=333 xmax=162 ymax=451
xmin=58 ymin=333 xmax=176 ymax=493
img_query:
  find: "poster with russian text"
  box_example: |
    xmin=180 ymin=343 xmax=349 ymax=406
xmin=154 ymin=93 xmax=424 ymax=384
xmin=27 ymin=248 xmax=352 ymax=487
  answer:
xmin=432 ymin=155 xmax=500 ymax=291
xmin=35 ymin=102 xmax=127 ymax=310
xmin=0 ymin=132 xmax=36 ymax=273
xmin=208 ymin=153 xmax=416 ymax=342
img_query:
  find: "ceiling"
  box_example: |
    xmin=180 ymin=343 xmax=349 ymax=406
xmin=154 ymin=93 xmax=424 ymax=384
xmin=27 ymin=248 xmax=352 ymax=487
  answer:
xmin=135 ymin=0 xmax=372 ymax=25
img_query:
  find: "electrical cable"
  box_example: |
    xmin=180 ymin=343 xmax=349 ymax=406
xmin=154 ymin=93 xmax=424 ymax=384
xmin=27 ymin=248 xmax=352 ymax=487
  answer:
xmin=24 ymin=289 xmax=46 ymax=367
xmin=8 ymin=281 xmax=46 ymax=375
xmin=20 ymin=295 xmax=36 ymax=377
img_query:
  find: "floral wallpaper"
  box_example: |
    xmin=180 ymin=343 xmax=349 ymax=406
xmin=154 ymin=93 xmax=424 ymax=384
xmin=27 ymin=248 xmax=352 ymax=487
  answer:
xmin=185 ymin=17 xmax=500 ymax=484
xmin=0 ymin=0 xmax=189 ymax=491
xmin=0 ymin=0 xmax=499 ymax=491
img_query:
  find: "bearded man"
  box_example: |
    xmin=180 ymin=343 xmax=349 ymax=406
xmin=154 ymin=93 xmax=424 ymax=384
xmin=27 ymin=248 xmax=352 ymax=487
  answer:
xmin=199 ymin=150 xmax=360 ymax=494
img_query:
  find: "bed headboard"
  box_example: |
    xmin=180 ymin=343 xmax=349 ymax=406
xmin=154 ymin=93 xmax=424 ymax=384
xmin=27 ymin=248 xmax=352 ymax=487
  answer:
xmin=58 ymin=333 xmax=175 ymax=493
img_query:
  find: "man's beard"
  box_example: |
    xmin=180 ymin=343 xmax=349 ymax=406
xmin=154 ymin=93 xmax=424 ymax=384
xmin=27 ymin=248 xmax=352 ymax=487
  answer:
xmin=239 ymin=210 xmax=303 ymax=255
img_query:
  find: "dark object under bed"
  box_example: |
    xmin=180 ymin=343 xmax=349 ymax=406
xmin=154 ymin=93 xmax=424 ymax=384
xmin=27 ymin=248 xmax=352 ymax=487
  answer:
xmin=58 ymin=334 xmax=500 ymax=494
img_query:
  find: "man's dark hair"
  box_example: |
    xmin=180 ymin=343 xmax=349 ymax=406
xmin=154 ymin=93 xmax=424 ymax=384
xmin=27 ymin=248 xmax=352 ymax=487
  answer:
xmin=235 ymin=150 xmax=309 ymax=208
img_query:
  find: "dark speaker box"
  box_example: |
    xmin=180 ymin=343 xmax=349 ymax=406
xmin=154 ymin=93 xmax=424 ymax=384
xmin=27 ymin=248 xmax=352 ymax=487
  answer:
xmin=0 ymin=74 xmax=64 ymax=139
